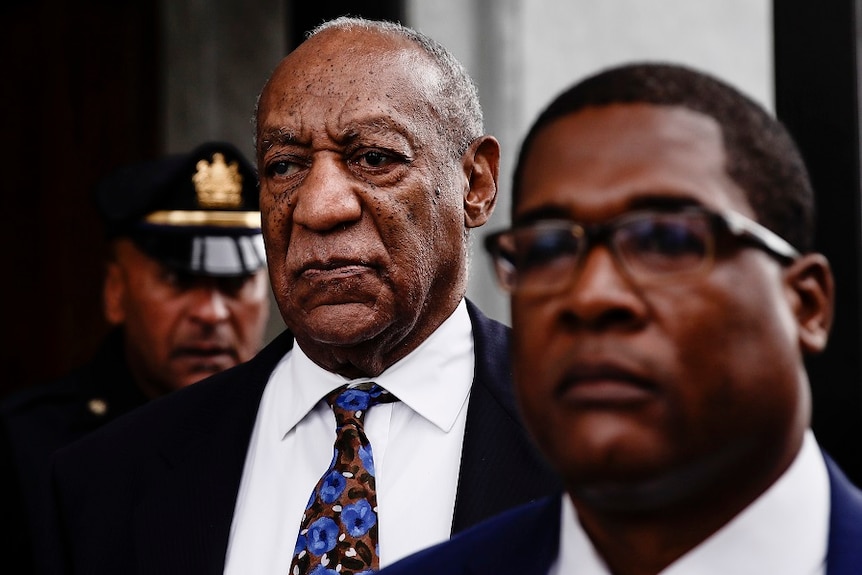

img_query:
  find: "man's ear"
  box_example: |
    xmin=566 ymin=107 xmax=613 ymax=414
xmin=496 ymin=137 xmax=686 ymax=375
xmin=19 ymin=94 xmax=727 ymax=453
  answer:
xmin=461 ymin=135 xmax=500 ymax=229
xmin=785 ymin=253 xmax=834 ymax=354
xmin=103 ymin=260 xmax=127 ymax=326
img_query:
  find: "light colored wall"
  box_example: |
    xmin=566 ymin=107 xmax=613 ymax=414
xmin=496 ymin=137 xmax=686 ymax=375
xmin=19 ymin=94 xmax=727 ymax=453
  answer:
xmin=160 ymin=0 xmax=288 ymax=341
xmin=160 ymin=0 xmax=286 ymax=159
xmin=408 ymin=0 xmax=773 ymax=324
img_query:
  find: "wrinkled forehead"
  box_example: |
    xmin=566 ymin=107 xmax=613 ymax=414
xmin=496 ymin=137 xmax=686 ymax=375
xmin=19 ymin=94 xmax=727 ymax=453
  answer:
xmin=259 ymin=28 xmax=444 ymax=127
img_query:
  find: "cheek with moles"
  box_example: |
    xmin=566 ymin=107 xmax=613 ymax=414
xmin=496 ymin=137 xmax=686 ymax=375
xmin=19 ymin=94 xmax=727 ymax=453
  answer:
xmin=259 ymin=194 xmax=293 ymax=308
xmin=257 ymin=154 xmax=434 ymax=352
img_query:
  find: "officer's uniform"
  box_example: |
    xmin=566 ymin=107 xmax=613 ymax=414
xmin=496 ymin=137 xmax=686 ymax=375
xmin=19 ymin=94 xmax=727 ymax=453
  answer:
xmin=0 ymin=141 xmax=266 ymax=574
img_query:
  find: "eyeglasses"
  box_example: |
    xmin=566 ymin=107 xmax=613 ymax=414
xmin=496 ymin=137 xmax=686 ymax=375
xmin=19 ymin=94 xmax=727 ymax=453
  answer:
xmin=483 ymin=207 xmax=800 ymax=295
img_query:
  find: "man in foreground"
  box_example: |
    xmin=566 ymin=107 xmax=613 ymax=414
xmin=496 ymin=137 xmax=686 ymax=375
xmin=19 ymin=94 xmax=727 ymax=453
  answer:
xmin=1 ymin=141 xmax=270 ymax=574
xmin=47 ymin=17 xmax=558 ymax=574
xmin=378 ymin=63 xmax=862 ymax=574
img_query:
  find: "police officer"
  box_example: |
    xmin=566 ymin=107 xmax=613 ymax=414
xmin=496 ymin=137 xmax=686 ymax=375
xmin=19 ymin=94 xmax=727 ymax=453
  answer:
xmin=0 ymin=141 xmax=271 ymax=574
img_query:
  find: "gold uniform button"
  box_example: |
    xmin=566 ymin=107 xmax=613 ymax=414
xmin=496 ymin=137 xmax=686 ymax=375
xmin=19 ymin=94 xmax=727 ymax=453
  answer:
xmin=87 ymin=398 xmax=108 ymax=416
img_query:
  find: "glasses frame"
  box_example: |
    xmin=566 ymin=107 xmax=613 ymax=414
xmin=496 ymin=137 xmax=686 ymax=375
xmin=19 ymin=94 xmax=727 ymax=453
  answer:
xmin=483 ymin=206 xmax=801 ymax=294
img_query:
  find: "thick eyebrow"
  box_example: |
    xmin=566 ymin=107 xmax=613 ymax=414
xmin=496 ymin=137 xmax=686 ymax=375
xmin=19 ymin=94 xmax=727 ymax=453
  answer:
xmin=626 ymin=195 xmax=704 ymax=212
xmin=514 ymin=205 xmax=572 ymax=226
xmin=258 ymin=128 xmax=300 ymax=154
xmin=513 ymin=193 xmax=706 ymax=226
xmin=335 ymin=118 xmax=416 ymax=149
xmin=260 ymin=117 xmax=414 ymax=148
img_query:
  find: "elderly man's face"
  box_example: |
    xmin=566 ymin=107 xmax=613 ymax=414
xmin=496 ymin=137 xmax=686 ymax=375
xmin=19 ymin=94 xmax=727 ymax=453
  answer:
xmin=511 ymin=103 xmax=821 ymax=513
xmin=256 ymin=28 xmax=495 ymax=377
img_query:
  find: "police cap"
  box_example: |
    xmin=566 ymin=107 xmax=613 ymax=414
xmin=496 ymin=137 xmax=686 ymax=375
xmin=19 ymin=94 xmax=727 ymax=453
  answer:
xmin=95 ymin=142 xmax=265 ymax=277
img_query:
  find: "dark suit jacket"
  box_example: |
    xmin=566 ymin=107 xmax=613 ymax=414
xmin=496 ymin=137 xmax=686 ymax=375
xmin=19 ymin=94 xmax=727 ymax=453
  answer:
xmin=48 ymin=301 xmax=560 ymax=574
xmin=377 ymin=453 xmax=862 ymax=575
xmin=1 ymin=331 xmax=150 ymax=575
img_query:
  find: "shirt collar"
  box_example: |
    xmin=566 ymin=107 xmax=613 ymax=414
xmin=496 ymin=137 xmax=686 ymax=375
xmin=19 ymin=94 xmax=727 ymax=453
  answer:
xmin=663 ymin=429 xmax=829 ymax=574
xmin=273 ymin=299 xmax=474 ymax=438
xmin=557 ymin=429 xmax=830 ymax=575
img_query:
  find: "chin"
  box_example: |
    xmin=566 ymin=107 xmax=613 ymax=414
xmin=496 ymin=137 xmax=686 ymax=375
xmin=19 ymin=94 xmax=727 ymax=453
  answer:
xmin=565 ymin=453 xmax=730 ymax=515
xmin=570 ymin=474 xmax=689 ymax=514
xmin=294 ymin=304 xmax=392 ymax=345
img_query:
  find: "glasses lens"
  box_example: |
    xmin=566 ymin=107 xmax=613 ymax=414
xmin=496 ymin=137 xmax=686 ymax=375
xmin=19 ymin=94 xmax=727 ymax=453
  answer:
xmin=495 ymin=224 xmax=583 ymax=293
xmin=614 ymin=213 xmax=712 ymax=277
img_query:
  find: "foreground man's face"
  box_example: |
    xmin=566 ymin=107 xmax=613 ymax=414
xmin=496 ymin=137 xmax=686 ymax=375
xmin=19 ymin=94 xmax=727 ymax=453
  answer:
xmin=512 ymin=103 xmax=807 ymax=513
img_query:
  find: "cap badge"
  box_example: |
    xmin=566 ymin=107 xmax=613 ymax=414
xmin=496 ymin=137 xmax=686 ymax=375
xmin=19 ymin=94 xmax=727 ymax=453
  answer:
xmin=87 ymin=398 xmax=108 ymax=417
xmin=192 ymin=152 xmax=244 ymax=209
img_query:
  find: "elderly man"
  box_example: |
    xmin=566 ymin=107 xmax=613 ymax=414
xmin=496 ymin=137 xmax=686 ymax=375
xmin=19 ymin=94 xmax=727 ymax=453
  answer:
xmin=47 ymin=17 xmax=558 ymax=575
xmin=377 ymin=63 xmax=862 ymax=574
xmin=1 ymin=141 xmax=271 ymax=574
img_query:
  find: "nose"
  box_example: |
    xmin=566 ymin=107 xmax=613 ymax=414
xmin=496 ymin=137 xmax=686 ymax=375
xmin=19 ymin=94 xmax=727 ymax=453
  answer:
xmin=188 ymin=286 xmax=231 ymax=325
xmin=560 ymin=245 xmax=647 ymax=329
xmin=292 ymin=154 xmax=362 ymax=231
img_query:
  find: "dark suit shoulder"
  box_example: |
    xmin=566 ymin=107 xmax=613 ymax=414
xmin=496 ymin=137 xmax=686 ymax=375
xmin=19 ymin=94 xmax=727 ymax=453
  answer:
xmin=0 ymin=332 xmax=151 ymax=485
xmin=0 ymin=332 xmax=150 ymax=575
xmin=1 ymin=375 xmax=90 ymax=414
xmin=2 ymin=357 xmax=116 ymax=421
xmin=824 ymin=453 xmax=862 ymax=574
xmin=379 ymin=496 xmax=561 ymax=575
xmin=54 ymin=330 xmax=294 ymax=467
xmin=2 ymin=330 xmax=147 ymax=431
xmin=47 ymin=332 xmax=296 ymax=574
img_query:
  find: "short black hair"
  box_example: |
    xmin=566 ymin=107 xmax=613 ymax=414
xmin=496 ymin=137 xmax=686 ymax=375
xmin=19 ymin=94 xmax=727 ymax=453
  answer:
xmin=513 ymin=62 xmax=815 ymax=252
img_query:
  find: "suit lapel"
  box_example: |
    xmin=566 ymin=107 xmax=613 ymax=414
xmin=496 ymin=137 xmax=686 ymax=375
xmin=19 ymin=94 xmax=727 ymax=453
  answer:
xmin=451 ymin=301 xmax=561 ymax=534
xmin=464 ymin=496 xmax=561 ymax=575
xmin=133 ymin=331 xmax=295 ymax=574
xmin=824 ymin=454 xmax=862 ymax=575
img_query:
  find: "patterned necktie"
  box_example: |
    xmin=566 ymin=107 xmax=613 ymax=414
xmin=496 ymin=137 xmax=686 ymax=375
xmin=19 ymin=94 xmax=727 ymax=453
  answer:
xmin=290 ymin=383 xmax=397 ymax=575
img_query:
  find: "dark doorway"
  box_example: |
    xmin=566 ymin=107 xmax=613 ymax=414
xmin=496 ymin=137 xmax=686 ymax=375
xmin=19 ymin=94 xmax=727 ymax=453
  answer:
xmin=774 ymin=0 xmax=862 ymax=486
xmin=1 ymin=0 xmax=160 ymax=397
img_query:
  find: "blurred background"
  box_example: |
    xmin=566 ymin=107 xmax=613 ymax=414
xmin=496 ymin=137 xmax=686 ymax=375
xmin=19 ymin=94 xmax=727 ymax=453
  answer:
xmin=3 ymin=0 xmax=861 ymax=484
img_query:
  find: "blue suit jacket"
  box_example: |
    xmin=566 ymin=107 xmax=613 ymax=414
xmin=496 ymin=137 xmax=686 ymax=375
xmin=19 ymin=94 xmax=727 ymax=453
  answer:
xmin=47 ymin=301 xmax=560 ymax=574
xmin=378 ymin=454 xmax=862 ymax=575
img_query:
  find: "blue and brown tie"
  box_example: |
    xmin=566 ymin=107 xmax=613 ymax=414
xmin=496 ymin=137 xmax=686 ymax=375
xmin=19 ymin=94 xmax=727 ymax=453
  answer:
xmin=290 ymin=384 xmax=397 ymax=575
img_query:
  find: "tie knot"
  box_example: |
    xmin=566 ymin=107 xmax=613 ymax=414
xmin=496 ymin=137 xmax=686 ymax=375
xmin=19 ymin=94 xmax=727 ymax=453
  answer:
xmin=326 ymin=384 xmax=396 ymax=427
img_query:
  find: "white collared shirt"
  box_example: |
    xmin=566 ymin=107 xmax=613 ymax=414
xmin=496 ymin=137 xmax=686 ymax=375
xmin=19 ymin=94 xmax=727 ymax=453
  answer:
xmin=223 ymin=300 xmax=474 ymax=574
xmin=550 ymin=429 xmax=830 ymax=575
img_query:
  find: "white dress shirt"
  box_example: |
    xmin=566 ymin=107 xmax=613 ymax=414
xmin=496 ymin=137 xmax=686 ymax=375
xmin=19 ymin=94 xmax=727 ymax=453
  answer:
xmin=550 ymin=429 xmax=830 ymax=575
xmin=224 ymin=300 xmax=474 ymax=574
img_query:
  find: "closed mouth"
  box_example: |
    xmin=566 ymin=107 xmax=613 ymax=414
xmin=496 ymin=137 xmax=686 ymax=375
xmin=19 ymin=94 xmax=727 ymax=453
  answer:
xmin=299 ymin=258 xmax=377 ymax=279
xmin=555 ymin=363 xmax=656 ymax=406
